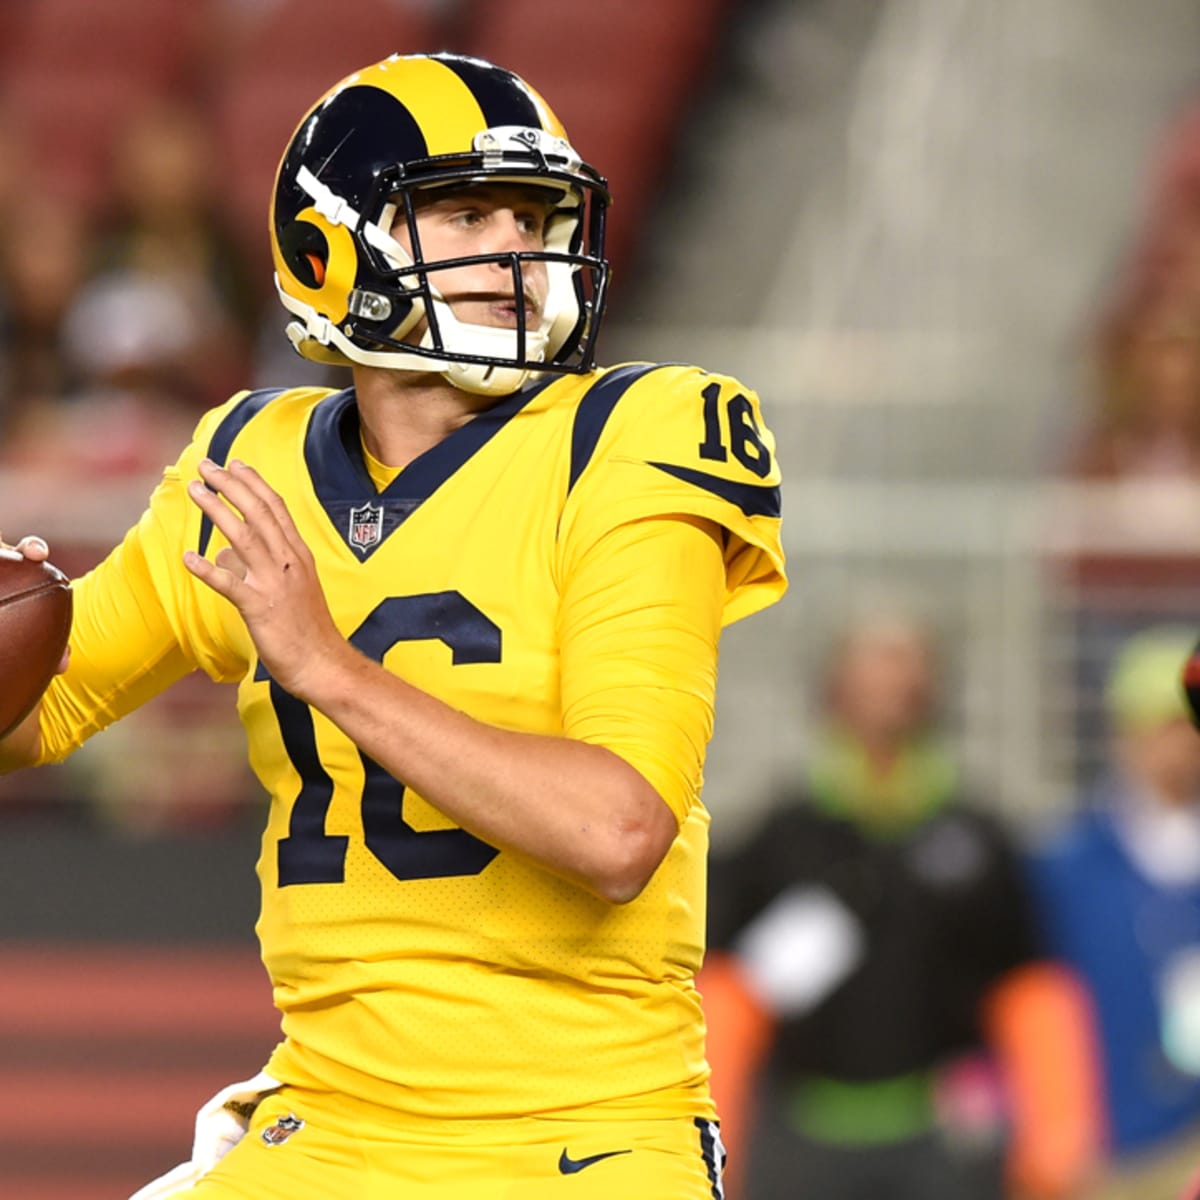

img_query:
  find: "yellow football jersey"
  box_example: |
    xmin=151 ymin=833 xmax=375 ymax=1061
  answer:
xmin=36 ymin=362 xmax=785 ymax=1122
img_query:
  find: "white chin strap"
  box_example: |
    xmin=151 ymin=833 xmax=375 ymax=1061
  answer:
xmin=279 ymin=278 xmax=544 ymax=396
xmin=419 ymin=294 xmax=550 ymax=395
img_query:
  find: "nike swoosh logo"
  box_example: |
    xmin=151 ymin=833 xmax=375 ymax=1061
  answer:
xmin=557 ymin=1147 xmax=633 ymax=1174
xmin=646 ymin=461 xmax=782 ymax=518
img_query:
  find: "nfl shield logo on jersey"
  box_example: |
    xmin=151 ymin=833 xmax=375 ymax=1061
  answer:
xmin=348 ymin=501 xmax=384 ymax=551
xmin=261 ymin=1113 xmax=305 ymax=1146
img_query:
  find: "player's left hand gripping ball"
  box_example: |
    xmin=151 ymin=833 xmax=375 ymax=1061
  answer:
xmin=0 ymin=549 xmax=72 ymax=737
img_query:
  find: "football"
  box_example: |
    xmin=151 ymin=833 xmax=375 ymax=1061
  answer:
xmin=0 ymin=551 xmax=73 ymax=739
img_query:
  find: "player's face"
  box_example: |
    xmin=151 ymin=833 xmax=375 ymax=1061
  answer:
xmin=828 ymin=621 xmax=933 ymax=745
xmin=391 ymin=183 xmax=553 ymax=335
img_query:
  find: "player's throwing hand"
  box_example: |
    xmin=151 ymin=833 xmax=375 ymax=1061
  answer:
xmin=182 ymin=458 xmax=345 ymax=701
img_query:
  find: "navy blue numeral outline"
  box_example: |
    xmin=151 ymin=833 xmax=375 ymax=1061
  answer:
xmin=263 ymin=591 xmax=502 ymax=887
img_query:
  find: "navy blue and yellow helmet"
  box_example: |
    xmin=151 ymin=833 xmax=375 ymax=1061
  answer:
xmin=270 ymin=52 xmax=611 ymax=395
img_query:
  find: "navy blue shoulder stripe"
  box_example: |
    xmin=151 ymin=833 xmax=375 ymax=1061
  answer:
xmin=568 ymin=364 xmax=670 ymax=494
xmin=197 ymin=388 xmax=287 ymax=556
xmin=647 ymin=461 xmax=782 ymax=520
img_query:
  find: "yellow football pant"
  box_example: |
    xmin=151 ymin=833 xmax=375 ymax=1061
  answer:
xmin=169 ymin=1088 xmax=726 ymax=1199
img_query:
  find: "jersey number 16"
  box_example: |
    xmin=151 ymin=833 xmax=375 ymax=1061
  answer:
xmin=260 ymin=591 xmax=501 ymax=887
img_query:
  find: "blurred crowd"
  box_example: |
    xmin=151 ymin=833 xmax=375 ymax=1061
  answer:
xmin=6 ymin=1 xmax=1200 ymax=1197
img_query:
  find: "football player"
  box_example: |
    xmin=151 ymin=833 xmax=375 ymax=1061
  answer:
xmin=0 ymin=53 xmax=786 ymax=1199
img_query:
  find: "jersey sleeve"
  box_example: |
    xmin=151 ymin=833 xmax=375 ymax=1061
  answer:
xmin=558 ymin=513 xmax=725 ymax=824
xmin=129 ymin=393 xmax=258 ymax=682
xmin=558 ymin=363 xmax=787 ymax=627
xmin=35 ymin=395 xmax=257 ymax=764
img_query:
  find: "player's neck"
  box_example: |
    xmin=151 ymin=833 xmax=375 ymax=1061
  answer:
xmin=351 ymin=366 xmax=497 ymax=470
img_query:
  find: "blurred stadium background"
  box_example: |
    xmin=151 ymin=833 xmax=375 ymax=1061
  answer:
xmin=3 ymin=0 xmax=1200 ymax=1195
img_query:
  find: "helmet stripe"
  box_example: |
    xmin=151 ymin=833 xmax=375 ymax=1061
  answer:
xmin=435 ymin=55 xmax=548 ymax=135
xmin=384 ymin=56 xmax=489 ymax=157
xmin=519 ymin=83 xmax=569 ymax=141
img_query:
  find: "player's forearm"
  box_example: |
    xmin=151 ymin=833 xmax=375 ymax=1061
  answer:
xmin=303 ymin=644 xmax=677 ymax=903
xmin=0 ymin=705 xmax=43 ymax=774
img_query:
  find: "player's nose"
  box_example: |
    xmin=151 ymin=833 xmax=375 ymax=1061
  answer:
xmin=485 ymin=210 xmax=534 ymax=255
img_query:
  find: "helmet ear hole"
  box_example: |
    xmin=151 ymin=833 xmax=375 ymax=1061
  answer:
xmin=304 ymin=253 xmax=326 ymax=285
xmin=278 ymin=220 xmax=330 ymax=289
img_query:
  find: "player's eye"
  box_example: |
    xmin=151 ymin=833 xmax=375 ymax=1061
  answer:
xmin=449 ymin=207 xmax=485 ymax=228
xmin=516 ymin=212 xmax=546 ymax=238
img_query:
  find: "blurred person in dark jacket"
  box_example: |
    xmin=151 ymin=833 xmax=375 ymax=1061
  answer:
xmin=702 ymin=609 xmax=1100 ymax=1200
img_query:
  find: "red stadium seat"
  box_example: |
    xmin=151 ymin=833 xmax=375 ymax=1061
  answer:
xmin=216 ymin=0 xmax=440 ymax=88
xmin=212 ymin=75 xmax=326 ymax=281
xmin=2 ymin=0 xmax=210 ymax=92
xmin=0 ymin=69 xmax=153 ymax=214
xmin=462 ymin=0 xmax=733 ymax=275
xmin=0 ymin=0 xmax=218 ymax=214
xmin=211 ymin=0 xmax=441 ymax=269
